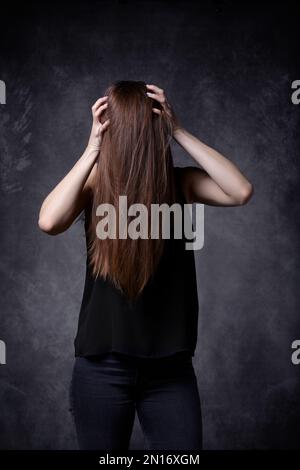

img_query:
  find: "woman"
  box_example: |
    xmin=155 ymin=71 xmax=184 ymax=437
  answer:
xmin=38 ymin=80 xmax=253 ymax=450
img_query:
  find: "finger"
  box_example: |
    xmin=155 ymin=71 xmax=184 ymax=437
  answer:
xmin=100 ymin=119 xmax=110 ymax=131
xmin=146 ymin=84 xmax=164 ymax=95
xmin=152 ymin=108 xmax=162 ymax=115
xmin=92 ymin=96 xmax=108 ymax=112
xmin=146 ymin=91 xmax=164 ymax=104
xmin=94 ymin=102 xmax=108 ymax=117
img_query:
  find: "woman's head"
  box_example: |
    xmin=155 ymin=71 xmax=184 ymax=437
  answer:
xmin=98 ymin=80 xmax=173 ymax=194
xmin=87 ymin=80 xmax=176 ymax=302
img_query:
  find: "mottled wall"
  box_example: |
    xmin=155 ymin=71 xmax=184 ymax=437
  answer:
xmin=0 ymin=0 xmax=299 ymax=450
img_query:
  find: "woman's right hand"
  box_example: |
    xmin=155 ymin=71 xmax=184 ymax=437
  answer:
xmin=87 ymin=96 xmax=110 ymax=151
xmin=38 ymin=96 xmax=110 ymax=235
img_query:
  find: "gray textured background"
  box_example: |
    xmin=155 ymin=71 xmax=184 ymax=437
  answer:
xmin=0 ymin=0 xmax=300 ymax=450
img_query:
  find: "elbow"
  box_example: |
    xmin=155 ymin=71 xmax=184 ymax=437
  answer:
xmin=38 ymin=215 xmax=59 ymax=235
xmin=237 ymin=182 xmax=254 ymax=205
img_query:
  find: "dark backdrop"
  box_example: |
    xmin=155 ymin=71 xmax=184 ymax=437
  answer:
xmin=0 ymin=0 xmax=299 ymax=450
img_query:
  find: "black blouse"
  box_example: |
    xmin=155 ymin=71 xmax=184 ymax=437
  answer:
xmin=74 ymin=166 xmax=199 ymax=359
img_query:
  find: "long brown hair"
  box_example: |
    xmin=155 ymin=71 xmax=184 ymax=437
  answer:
xmin=87 ymin=80 xmax=176 ymax=302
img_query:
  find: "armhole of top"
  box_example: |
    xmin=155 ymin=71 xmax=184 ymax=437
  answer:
xmin=174 ymin=166 xmax=188 ymax=205
xmin=83 ymin=192 xmax=93 ymax=232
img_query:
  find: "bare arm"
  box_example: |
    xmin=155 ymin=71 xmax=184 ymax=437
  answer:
xmin=173 ymin=128 xmax=253 ymax=206
xmin=146 ymin=83 xmax=253 ymax=206
xmin=38 ymin=148 xmax=99 ymax=235
xmin=38 ymin=96 xmax=110 ymax=235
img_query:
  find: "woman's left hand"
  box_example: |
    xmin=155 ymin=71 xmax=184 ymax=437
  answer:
xmin=146 ymin=84 xmax=181 ymax=133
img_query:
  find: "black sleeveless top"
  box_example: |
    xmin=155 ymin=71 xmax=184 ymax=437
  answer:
xmin=74 ymin=166 xmax=199 ymax=359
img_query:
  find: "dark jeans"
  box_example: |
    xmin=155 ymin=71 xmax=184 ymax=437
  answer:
xmin=69 ymin=351 xmax=202 ymax=450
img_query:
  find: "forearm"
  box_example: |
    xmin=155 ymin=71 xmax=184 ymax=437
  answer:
xmin=173 ymin=127 xmax=252 ymax=198
xmin=38 ymin=146 xmax=98 ymax=231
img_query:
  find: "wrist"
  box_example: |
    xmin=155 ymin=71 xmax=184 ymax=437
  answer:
xmin=84 ymin=145 xmax=101 ymax=162
xmin=86 ymin=143 xmax=101 ymax=153
xmin=173 ymin=126 xmax=185 ymax=140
